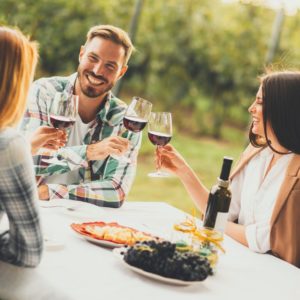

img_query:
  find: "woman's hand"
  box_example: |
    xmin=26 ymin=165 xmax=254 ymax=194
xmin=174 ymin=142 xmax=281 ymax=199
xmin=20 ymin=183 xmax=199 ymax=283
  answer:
xmin=30 ymin=126 xmax=67 ymax=155
xmin=156 ymin=144 xmax=188 ymax=176
xmin=157 ymin=144 xmax=209 ymax=213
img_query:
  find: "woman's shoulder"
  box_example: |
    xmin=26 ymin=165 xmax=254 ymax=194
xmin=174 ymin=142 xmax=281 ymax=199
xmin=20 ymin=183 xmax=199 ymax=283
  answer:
xmin=0 ymin=127 xmax=26 ymax=144
xmin=0 ymin=128 xmax=30 ymax=165
xmin=230 ymin=144 xmax=264 ymax=179
xmin=241 ymin=143 xmax=263 ymax=155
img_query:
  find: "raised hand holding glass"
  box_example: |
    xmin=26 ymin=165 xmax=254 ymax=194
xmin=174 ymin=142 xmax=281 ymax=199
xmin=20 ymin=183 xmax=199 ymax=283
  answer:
xmin=111 ymin=96 xmax=152 ymax=163
xmin=42 ymin=92 xmax=78 ymax=165
xmin=48 ymin=92 xmax=78 ymax=129
xmin=148 ymin=112 xmax=172 ymax=177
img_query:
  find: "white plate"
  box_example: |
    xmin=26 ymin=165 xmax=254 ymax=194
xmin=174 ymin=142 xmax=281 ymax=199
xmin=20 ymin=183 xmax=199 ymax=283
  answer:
xmin=113 ymin=247 xmax=205 ymax=286
xmin=73 ymin=230 xmax=124 ymax=248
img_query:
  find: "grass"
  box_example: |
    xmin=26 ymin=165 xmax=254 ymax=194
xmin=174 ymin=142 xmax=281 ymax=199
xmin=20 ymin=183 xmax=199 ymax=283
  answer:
xmin=127 ymin=126 xmax=246 ymax=214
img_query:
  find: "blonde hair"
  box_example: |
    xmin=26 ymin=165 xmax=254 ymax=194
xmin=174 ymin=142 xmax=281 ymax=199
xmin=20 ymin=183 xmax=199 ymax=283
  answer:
xmin=0 ymin=26 xmax=38 ymax=129
xmin=86 ymin=24 xmax=134 ymax=66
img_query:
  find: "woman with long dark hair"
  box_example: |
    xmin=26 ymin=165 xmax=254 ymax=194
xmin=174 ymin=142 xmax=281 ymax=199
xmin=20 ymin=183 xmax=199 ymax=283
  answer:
xmin=157 ymin=71 xmax=300 ymax=267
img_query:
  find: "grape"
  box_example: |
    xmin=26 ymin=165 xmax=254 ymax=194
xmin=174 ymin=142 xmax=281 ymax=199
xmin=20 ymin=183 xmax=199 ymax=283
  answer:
xmin=123 ymin=241 xmax=213 ymax=281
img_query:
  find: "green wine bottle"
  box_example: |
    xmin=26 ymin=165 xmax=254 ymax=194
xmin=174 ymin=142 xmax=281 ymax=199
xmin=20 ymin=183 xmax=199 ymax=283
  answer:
xmin=203 ymin=156 xmax=233 ymax=232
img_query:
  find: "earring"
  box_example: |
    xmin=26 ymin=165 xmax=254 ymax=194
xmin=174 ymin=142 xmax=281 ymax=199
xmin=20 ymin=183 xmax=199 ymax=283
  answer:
xmin=256 ymin=136 xmax=267 ymax=146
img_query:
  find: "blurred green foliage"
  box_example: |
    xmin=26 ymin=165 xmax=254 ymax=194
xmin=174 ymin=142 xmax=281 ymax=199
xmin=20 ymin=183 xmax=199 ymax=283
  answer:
xmin=1 ymin=0 xmax=300 ymax=138
xmin=2 ymin=0 xmax=299 ymax=211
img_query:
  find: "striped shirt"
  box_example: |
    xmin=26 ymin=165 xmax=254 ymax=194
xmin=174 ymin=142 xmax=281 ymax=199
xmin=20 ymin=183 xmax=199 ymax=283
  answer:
xmin=0 ymin=128 xmax=43 ymax=267
xmin=20 ymin=73 xmax=141 ymax=208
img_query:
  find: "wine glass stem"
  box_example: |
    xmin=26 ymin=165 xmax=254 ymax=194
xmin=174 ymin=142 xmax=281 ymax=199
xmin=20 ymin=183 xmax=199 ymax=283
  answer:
xmin=119 ymin=126 xmax=128 ymax=137
xmin=156 ymin=145 xmax=162 ymax=172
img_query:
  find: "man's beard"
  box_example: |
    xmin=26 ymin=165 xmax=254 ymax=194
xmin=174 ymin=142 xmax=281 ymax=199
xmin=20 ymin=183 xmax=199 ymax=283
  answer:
xmin=77 ymin=69 xmax=114 ymax=98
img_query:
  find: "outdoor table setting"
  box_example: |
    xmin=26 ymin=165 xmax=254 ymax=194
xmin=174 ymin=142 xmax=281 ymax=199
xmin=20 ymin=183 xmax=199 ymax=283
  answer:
xmin=0 ymin=199 xmax=299 ymax=300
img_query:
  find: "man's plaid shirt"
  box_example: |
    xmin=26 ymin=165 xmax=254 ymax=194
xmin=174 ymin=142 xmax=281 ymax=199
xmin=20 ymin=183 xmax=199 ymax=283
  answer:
xmin=20 ymin=73 xmax=141 ymax=208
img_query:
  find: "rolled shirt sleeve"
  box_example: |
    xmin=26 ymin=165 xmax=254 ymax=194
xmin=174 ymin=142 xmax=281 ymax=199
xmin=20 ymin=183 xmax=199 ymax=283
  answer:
xmin=245 ymin=222 xmax=271 ymax=253
xmin=46 ymin=131 xmax=141 ymax=207
xmin=228 ymin=147 xmax=293 ymax=254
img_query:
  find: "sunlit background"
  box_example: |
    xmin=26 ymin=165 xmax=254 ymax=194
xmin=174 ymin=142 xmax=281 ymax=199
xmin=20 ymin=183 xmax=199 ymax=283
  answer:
xmin=223 ymin=0 xmax=300 ymax=14
xmin=1 ymin=0 xmax=300 ymax=212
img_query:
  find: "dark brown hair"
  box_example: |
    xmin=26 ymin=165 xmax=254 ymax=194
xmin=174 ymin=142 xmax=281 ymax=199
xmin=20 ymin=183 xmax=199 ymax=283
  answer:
xmin=249 ymin=71 xmax=300 ymax=154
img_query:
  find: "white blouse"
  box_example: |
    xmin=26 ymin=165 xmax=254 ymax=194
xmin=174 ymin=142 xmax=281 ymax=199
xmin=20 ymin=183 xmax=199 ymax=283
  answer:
xmin=228 ymin=147 xmax=293 ymax=253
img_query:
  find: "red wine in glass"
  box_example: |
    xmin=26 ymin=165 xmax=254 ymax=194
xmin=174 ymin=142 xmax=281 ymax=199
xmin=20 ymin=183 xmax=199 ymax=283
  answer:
xmin=43 ymin=92 xmax=78 ymax=166
xmin=48 ymin=93 xmax=78 ymax=130
xmin=49 ymin=115 xmax=76 ymax=129
xmin=123 ymin=116 xmax=148 ymax=133
xmin=110 ymin=97 xmax=152 ymax=163
xmin=148 ymin=131 xmax=172 ymax=146
xmin=148 ymin=112 xmax=172 ymax=178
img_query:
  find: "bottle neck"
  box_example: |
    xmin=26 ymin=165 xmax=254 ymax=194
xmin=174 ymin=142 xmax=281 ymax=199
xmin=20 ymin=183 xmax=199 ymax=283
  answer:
xmin=217 ymin=177 xmax=229 ymax=188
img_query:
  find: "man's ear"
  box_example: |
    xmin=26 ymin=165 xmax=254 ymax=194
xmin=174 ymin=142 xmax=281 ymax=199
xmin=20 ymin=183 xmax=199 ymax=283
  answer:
xmin=79 ymin=45 xmax=85 ymax=63
xmin=118 ymin=65 xmax=128 ymax=79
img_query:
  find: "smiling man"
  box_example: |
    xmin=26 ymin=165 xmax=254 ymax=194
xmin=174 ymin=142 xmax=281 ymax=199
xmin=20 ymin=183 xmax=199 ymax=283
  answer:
xmin=20 ymin=25 xmax=140 ymax=207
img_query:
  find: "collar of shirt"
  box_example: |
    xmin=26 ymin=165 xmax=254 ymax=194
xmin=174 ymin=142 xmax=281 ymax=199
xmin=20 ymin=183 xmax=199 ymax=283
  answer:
xmin=65 ymin=73 xmax=127 ymax=127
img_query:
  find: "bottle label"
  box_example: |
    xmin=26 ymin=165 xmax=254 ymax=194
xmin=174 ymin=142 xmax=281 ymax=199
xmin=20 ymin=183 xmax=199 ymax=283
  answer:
xmin=214 ymin=212 xmax=228 ymax=232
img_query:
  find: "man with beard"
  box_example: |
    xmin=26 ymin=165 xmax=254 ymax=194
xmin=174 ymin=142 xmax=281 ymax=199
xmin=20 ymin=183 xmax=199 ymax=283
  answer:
xmin=20 ymin=25 xmax=139 ymax=208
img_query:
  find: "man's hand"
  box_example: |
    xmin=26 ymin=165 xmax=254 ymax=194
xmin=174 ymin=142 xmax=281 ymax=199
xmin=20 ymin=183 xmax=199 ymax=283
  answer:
xmin=30 ymin=126 xmax=67 ymax=155
xmin=38 ymin=184 xmax=50 ymax=200
xmin=86 ymin=136 xmax=129 ymax=161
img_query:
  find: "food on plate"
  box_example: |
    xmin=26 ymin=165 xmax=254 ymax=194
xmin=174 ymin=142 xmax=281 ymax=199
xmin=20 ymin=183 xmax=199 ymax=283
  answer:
xmin=71 ymin=222 xmax=155 ymax=245
xmin=123 ymin=240 xmax=213 ymax=281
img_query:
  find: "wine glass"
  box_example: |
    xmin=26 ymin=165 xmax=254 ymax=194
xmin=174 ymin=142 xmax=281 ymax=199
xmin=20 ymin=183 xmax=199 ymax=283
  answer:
xmin=42 ymin=92 xmax=79 ymax=165
xmin=48 ymin=92 xmax=78 ymax=129
xmin=148 ymin=112 xmax=172 ymax=177
xmin=110 ymin=96 xmax=152 ymax=162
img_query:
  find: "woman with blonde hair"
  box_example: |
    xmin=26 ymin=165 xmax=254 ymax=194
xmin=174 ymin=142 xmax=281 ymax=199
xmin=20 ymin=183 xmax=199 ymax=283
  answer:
xmin=0 ymin=26 xmax=43 ymax=267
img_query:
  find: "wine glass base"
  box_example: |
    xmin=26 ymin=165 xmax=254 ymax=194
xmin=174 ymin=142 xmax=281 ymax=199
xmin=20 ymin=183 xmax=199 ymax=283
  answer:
xmin=148 ymin=171 xmax=172 ymax=178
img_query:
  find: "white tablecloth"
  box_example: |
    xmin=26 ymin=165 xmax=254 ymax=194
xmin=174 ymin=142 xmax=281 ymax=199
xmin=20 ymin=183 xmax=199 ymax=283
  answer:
xmin=0 ymin=200 xmax=299 ymax=300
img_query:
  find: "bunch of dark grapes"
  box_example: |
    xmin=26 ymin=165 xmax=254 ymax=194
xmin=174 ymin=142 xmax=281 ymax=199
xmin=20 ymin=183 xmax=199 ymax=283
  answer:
xmin=123 ymin=241 xmax=212 ymax=281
